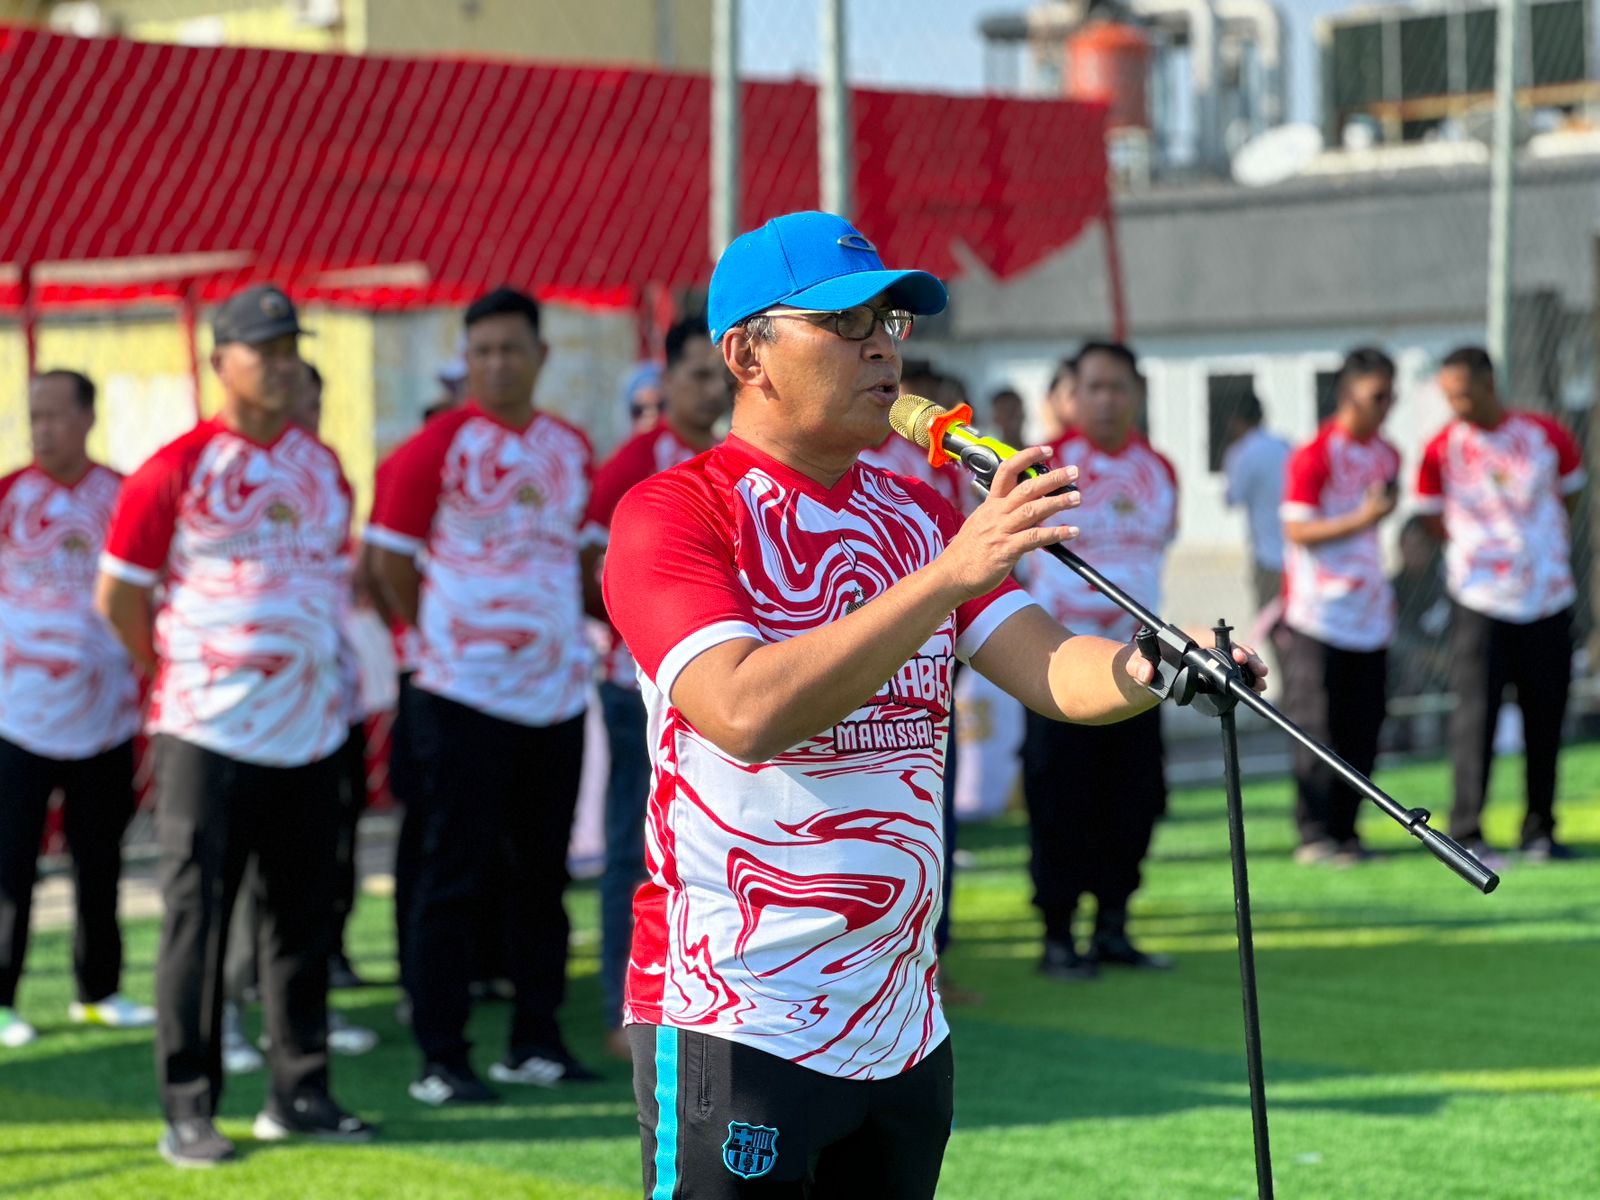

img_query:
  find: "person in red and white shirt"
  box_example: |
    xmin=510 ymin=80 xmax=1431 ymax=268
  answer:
xmin=0 ymin=370 xmax=148 ymax=1053
xmin=1019 ymin=341 xmax=1180 ymax=981
xmin=1416 ymin=346 xmax=1585 ymax=861
xmin=587 ymin=316 xmax=728 ymax=1060
xmin=96 ymin=285 xmax=372 ymax=1166
xmin=606 ymin=211 xmax=1269 ymax=1197
xmin=367 ymin=287 xmax=606 ymax=1104
xmin=1280 ymin=347 xmax=1401 ymax=864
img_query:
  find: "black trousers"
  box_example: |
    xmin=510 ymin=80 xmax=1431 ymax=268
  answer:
xmin=152 ymin=736 xmax=340 ymax=1121
xmin=630 ymin=1025 xmax=953 ymax=1198
xmin=406 ymin=690 xmax=584 ymax=1068
xmin=0 ymin=737 xmax=135 ymax=1008
xmin=1021 ymin=707 xmax=1166 ymax=943
xmin=391 ymin=672 xmax=422 ymax=1000
xmin=225 ymin=723 xmax=368 ymax=1000
xmin=1448 ymin=605 xmax=1572 ymax=845
xmin=1281 ymin=630 xmax=1388 ymax=846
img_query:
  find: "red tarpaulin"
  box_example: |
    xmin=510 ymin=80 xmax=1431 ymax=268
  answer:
xmin=0 ymin=27 xmax=1109 ymax=312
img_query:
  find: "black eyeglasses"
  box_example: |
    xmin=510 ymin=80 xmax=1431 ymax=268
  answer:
xmin=756 ymin=305 xmax=914 ymax=342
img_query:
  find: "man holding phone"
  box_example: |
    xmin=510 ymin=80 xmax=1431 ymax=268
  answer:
xmin=1280 ymin=347 xmax=1401 ymax=864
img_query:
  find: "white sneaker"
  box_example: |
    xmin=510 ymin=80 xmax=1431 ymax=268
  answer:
xmin=68 ymin=993 xmax=155 ymax=1028
xmin=0 ymin=1007 xmax=37 ymax=1048
xmin=487 ymin=1054 xmax=564 ymax=1087
xmin=328 ymin=1012 xmax=378 ymax=1056
xmin=222 ymin=1004 xmax=264 ymax=1075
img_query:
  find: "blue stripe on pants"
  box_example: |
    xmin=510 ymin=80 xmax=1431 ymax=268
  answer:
xmin=652 ymin=1026 xmax=681 ymax=1200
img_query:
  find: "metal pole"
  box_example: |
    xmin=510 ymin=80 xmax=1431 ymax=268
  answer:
xmin=1487 ymin=0 xmax=1520 ymax=382
xmin=710 ymin=0 xmax=739 ymax=258
xmin=819 ymin=0 xmax=851 ymax=218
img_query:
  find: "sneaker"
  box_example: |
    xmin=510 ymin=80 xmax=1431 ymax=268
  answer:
xmin=1091 ymin=933 xmax=1175 ymax=971
xmin=409 ymin=1062 xmax=499 ymax=1106
xmin=222 ymin=1004 xmax=264 ymax=1076
xmin=158 ymin=1118 xmax=235 ymax=1168
xmin=1521 ymin=837 xmax=1578 ymax=863
xmin=491 ymin=1044 xmax=602 ymax=1085
xmin=253 ymin=1093 xmax=374 ymax=1143
xmin=328 ymin=953 xmax=368 ymax=991
xmin=0 ymin=1007 xmax=38 ymax=1048
xmin=1038 ymin=939 xmax=1098 ymax=982
xmin=1293 ymin=839 xmax=1339 ymax=866
xmin=1459 ymin=839 xmax=1506 ymax=871
xmin=328 ymin=1011 xmax=379 ymax=1056
xmin=1332 ymin=839 xmax=1374 ymax=868
xmin=69 ymin=993 xmax=155 ymax=1028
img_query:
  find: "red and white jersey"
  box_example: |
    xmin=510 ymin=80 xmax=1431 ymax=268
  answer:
xmin=858 ymin=433 xmax=968 ymax=512
xmin=101 ymin=420 xmax=354 ymax=767
xmin=369 ymin=453 xmax=421 ymax=674
xmin=588 ymin=423 xmax=706 ymax=688
xmin=1415 ymin=411 xmax=1584 ymax=623
xmin=366 ymin=403 xmax=601 ymax=727
xmin=1281 ymin=422 xmax=1400 ymax=652
xmin=0 ymin=464 xmax=139 ymax=759
xmin=604 ymin=436 xmax=1032 ymax=1080
xmin=1019 ymin=432 xmax=1177 ymax=641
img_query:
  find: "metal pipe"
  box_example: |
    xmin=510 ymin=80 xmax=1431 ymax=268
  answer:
xmin=819 ymin=0 xmax=852 ymax=218
xmin=1487 ymin=0 xmax=1520 ymax=381
xmin=710 ymin=0 xmax=739 ymax=258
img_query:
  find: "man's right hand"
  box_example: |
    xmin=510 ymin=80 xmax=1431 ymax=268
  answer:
xmin=936 ymin=447 xmax=1080 ymax=602
xmin=1361 ymin=481 xmax=1399 ymax=526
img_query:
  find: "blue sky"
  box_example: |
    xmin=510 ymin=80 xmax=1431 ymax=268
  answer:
xmin=739 ymin=0 xmax=1367 ymax=125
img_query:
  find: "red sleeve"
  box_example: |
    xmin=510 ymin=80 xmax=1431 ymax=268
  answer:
xmin=603 ymin=469 xmax=763 ymax=698
xmin=101 ymin=432 xmax=205 ymax=586
xmin=1415 ymin=428 xmax=1448 ymax=506
xmin=1282 ymin=437 xmax=1330 ymax=514
xmin=586 ymin=431 xmax=658 ymax=531
xmin=1528 ymin=413 xmax=1584 ymax=481
xmin=0 ymin=467 xmax=26 ymax=511
xmin=900 ymin=477 xmax=1031 ymax=655
xmin=366 ymin=411 xmax=462 ymax=555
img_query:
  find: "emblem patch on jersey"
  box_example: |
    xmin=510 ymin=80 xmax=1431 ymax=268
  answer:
xmin=516 ymin=483 xmax=544 ymax=506
xmin=62 ymin=533 xmax=90 ymax=554
xmin=266 ymin=501 xmax=300 ymax=526
xmin=722 ymin=1122 xmax=779 ymax=1180
xmin=845 ymin=587 xmax=868 ymax=614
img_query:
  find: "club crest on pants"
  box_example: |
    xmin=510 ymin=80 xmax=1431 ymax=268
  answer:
xmin=722 ymin=1121 xmax=779 ymax=1179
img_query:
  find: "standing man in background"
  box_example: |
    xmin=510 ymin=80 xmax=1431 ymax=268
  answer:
xmin=97 ymin=285 xmax=372 ymax=1166
xmin=1021 ymin=341 xmax=1179 ymax=981
xmin=1222 ymin=388 xmax=1291 ymax=620
xmin=368 ymin=287 xmax=605 ymax=1105
xmin=989 ymin=386 xmax=1027 ymax=450
xmin=1417 ymin=346 xmax=1585 ymax=863
xmin=1280 ymin=347 xmax=1401 ymax=865
xmin=0 ymin=370 xmax=147 ymax=1052
xmin=585 ymin=316 xmax=728 ymax=1060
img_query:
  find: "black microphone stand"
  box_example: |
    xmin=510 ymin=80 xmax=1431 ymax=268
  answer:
xmin=951 ymin=441 xmax=1499 ymax=1200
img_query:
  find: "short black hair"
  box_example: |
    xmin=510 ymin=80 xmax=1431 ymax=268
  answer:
xmin=990 ymin=386 xmax=1022 ymax=407
xmin=1441 ymin=345 xmax=1494 ymax=379
xmin=1070 ymin=340 xmax=1139 ymax=376
xmin=465 ymin=286 xmax=541 ymax=335
xmin=1047 ymin=359 xmax=1075 ymax=394
xmin=664 ymin=317 xmax=711 ymax=369
xmin=1336 ymin=346 xmax=1395 ymax=393
xmin=34 ymin=369 xmax=95 ymax=411
xmin=1235 ymin=389 xmax=1263 ymax=425
xmin=304 ymin=362 xmax=323 ymax=388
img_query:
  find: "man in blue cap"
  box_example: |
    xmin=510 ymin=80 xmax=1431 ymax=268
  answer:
xmin=604 ymin=212 xmax=1266 ymax=1195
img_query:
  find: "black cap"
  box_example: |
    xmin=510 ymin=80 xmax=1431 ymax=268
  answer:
xmin=213 ymin=284 xmax=309 ymax=346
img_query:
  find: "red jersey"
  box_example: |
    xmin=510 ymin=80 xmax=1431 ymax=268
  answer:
xmin=603 ymin=435 xmax=1032 ymax=1080
xmin=0 ymin=464 xmax=139 ymax=758
xmin=366 ymin=403 xmax=601 ymax=727
xmin=101 ymin=420 xmax=354 ymax=766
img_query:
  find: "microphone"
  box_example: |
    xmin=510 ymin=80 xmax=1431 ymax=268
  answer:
xmin=888 ymin=394 xmax=1073 ymax=495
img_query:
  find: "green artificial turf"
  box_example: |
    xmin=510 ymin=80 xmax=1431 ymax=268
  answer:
xmin=3 ymin=746 xmax=1597 ymax=1198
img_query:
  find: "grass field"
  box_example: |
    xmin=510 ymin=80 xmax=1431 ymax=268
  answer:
xmin=3 ymin=746 xmax=1598 ymax=1199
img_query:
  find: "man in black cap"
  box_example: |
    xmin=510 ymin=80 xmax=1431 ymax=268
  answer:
xmin=97 ymin=284 xmax=373 ymax=1167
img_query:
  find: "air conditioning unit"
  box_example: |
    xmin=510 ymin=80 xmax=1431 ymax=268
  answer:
xmin=290 ymin=0 xmax=343 ymax=29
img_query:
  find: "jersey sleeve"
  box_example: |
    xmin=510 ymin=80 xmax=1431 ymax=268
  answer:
xmin=365 ymin=419 xmax=454 ymax=556
xmin=1414 ymin=429 xmax=1447 ymax=515
xmin=100 ymin=442 xmax=189 ymax=587
xmin=905 ymin=478 xmax=1035 ymax=663
xmin=1281 ymin=439 xmax=1329 ymax=521
xmin=1530 ymin=413 xmax=1587 ymax=495
xmin=603 ymin=471 xmax=763 ymax=701
xmin=573 ymin=426 xmax=606 ymax=550
xmin=586 ymin=433 xmax=655 ymax=533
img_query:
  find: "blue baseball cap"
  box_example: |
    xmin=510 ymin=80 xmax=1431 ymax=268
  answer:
xmin=707 ymin=211 xmax=947 ymax=342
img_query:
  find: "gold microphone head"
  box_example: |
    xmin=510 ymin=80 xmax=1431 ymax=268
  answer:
xmin=888 ymin=393 xmax=947 ymax=451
